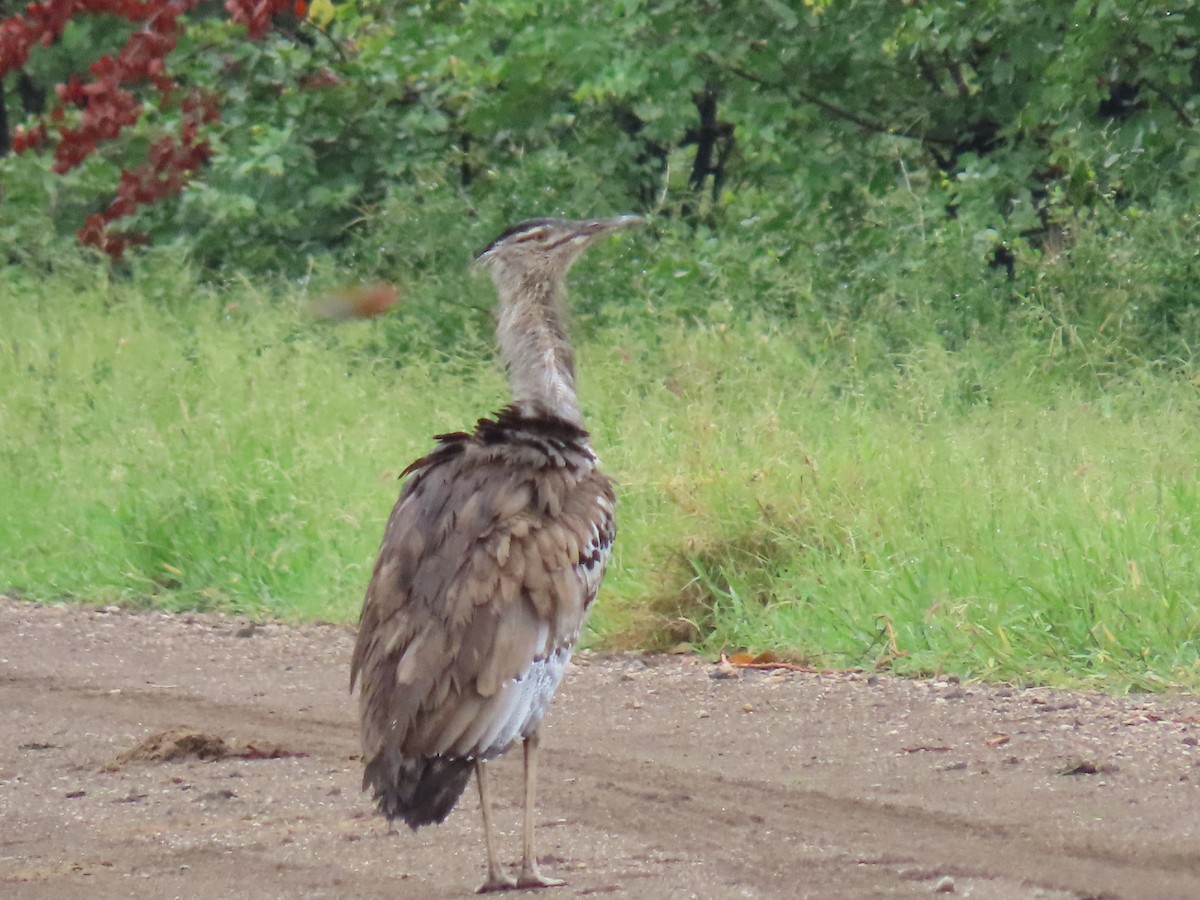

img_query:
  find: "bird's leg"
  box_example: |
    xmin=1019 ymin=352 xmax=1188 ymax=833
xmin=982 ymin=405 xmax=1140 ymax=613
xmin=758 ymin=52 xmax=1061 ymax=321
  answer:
xmin=516 ymin=731 xmax=565 ymax=889
xmin=475 ymin=761 xmax=516 ymax=893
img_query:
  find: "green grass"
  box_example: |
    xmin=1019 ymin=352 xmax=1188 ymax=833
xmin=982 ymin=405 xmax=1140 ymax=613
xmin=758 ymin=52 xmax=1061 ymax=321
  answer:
xmin=2 ymin=253 xmax=1199 ymax=692
xmin=0 ymin=260 xmax=498 ymax=620
xmin=595 ymin=325 xmax=1200 ymax=691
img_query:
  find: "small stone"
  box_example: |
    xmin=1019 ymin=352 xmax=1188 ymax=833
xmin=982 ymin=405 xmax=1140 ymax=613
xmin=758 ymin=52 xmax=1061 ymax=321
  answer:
xmin=933 ymin=875 xmax=955 ymax=893
xmin=710 ymin=659 xmax=740 ymax=680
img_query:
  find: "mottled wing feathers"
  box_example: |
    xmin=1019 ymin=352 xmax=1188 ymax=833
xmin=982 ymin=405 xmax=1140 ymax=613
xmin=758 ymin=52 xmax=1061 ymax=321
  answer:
xmin=351 ymin=406 xmax=615 ymax=796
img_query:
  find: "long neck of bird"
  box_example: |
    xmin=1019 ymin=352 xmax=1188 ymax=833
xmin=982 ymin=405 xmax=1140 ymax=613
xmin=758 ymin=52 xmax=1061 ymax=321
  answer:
xmin=494 ymin=272 xmax=583 ymax=426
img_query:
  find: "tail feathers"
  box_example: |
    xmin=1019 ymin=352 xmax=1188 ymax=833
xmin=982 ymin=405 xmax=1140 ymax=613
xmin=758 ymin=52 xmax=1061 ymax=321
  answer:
xmin=363 ymin=751 xmax=473 ymax=830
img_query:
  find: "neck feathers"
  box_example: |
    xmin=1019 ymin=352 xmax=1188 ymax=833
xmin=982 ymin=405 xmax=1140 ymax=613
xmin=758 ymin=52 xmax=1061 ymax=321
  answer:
xmin=494 ymin=273 xmax=582 ymax=426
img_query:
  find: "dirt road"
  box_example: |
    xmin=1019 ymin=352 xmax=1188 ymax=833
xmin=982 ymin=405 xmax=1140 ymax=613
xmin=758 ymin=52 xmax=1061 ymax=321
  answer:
xmin=2 ymin=597 xmax=1199 ymax=899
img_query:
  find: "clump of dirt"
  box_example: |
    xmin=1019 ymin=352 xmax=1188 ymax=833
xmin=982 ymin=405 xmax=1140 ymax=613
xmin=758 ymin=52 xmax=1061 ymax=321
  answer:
xmin=100 ymin=726 xmax=303 ymax=772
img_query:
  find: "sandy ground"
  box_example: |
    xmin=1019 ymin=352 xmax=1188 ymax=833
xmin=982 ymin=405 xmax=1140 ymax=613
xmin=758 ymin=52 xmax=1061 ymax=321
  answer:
xmin=2 ymin=597 xmax=1199 ymax=899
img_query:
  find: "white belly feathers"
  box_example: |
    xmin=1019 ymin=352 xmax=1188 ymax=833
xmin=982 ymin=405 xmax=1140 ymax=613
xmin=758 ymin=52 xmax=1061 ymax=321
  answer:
xmin=450 ymin=644 xmax=573 ymax=760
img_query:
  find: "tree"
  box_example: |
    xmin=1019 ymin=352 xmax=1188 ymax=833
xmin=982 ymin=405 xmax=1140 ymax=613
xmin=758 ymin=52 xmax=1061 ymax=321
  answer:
xmin=0 ymin=0 xmax=300 ymax=256
xmin=3 ymin=0 xmax=1198 ymax=275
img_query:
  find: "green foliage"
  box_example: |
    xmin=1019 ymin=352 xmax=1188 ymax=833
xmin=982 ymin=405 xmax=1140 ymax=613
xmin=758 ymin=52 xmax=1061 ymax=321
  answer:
xmin=4 ymin=1 xmax=1200 ymax=692
xmin=6 ymin=1 xmax=1198 ymax=287
xmin=135 ymin=18 xmax=398 ymax=268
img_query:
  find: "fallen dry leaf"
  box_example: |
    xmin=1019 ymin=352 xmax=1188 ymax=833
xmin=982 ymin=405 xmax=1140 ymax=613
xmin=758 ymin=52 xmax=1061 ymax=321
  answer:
xmin=721 ymin=651 xmax=811 ymax=673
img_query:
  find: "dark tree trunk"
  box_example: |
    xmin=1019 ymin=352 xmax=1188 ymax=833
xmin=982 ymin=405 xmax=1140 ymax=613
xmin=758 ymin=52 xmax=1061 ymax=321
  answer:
xmin=460 ymin=131 xmax=473 ymax=187
xmin=611 ymin=105 xmax=668 ymax=208
xmin=687 ymin=84 xmax=720 ymax=193
xmin=16 ymin=73 xmax=46 ymax=116
xmin=681 ymin=82 xmax=735 ymax=220
xmin=0 ymin=79 xmax=9 ymax=157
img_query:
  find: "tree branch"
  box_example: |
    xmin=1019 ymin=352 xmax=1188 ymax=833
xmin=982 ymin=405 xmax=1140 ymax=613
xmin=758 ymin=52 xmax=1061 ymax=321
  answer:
xmin=704 ymin=52 xmax=956 ymax=147
xmin=1144 ymin=81 xmax=1194 ymax=128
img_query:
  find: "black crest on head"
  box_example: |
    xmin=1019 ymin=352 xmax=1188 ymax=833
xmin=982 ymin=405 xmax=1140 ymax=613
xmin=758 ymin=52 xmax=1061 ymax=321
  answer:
xmin=474 ymin=219 xmax=559 ymax=260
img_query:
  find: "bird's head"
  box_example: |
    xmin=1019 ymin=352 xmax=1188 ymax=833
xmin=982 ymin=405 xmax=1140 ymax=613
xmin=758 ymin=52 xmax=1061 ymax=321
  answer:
xmin=471 ymin=215 xmax=644 ymax=287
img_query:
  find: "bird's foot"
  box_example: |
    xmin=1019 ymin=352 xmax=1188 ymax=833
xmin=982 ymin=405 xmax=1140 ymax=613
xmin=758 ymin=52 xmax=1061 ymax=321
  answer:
xmin=516 ymin=862 xmax=565 ymax=890
xmin=476 ymin=868 xmax=564 ymax=893
xmin=476 ymin=868 xmax=518 ymax=894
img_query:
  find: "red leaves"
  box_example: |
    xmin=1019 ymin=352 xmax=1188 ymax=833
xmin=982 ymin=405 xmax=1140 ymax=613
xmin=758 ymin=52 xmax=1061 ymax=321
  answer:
xmin=2 ymin=0 xmax=294 ymax=258
xmin=224 ymin=0 xmax=298 ymax=39
xmin=78 ymin=90 xmax=219 ymax=258
xmin=114 ymin=28 xmax=180 ymax=93
xmin=77 ymin=212 xmax=148 ymax=259
xmin=53 ymin=82 xmax=141 ymax=173
xmin=0 ymin=0 xmax=186 ymax=80
xmin=0 ymin=3 xmax=72 ymax=77
xmin=55 ymin=75 xmax=86 ymax=107
xmin=11 ymin=121 xmax=49 ymax=153
xmin=42 ymin=7 xmax=185 ymax=176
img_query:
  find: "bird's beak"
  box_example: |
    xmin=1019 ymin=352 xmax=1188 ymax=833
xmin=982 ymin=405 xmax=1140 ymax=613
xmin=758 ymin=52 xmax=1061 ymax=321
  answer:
xmin=573 ymin=215 xmax=645 ymax=252
xmin=584 ymin=214 xmax=645 ymax=236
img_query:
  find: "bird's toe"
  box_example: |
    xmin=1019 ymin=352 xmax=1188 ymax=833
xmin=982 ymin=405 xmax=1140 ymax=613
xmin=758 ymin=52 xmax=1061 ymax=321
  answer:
xmin=516 ymin=865 xmax=565 ymax=889
xmin=476 ymin=870 xmax=518 ymax=893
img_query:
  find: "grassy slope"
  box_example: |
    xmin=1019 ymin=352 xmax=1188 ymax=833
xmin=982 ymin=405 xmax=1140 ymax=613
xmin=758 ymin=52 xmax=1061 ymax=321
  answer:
xmin=2 ymin=255 xmax=1198 ymax=691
